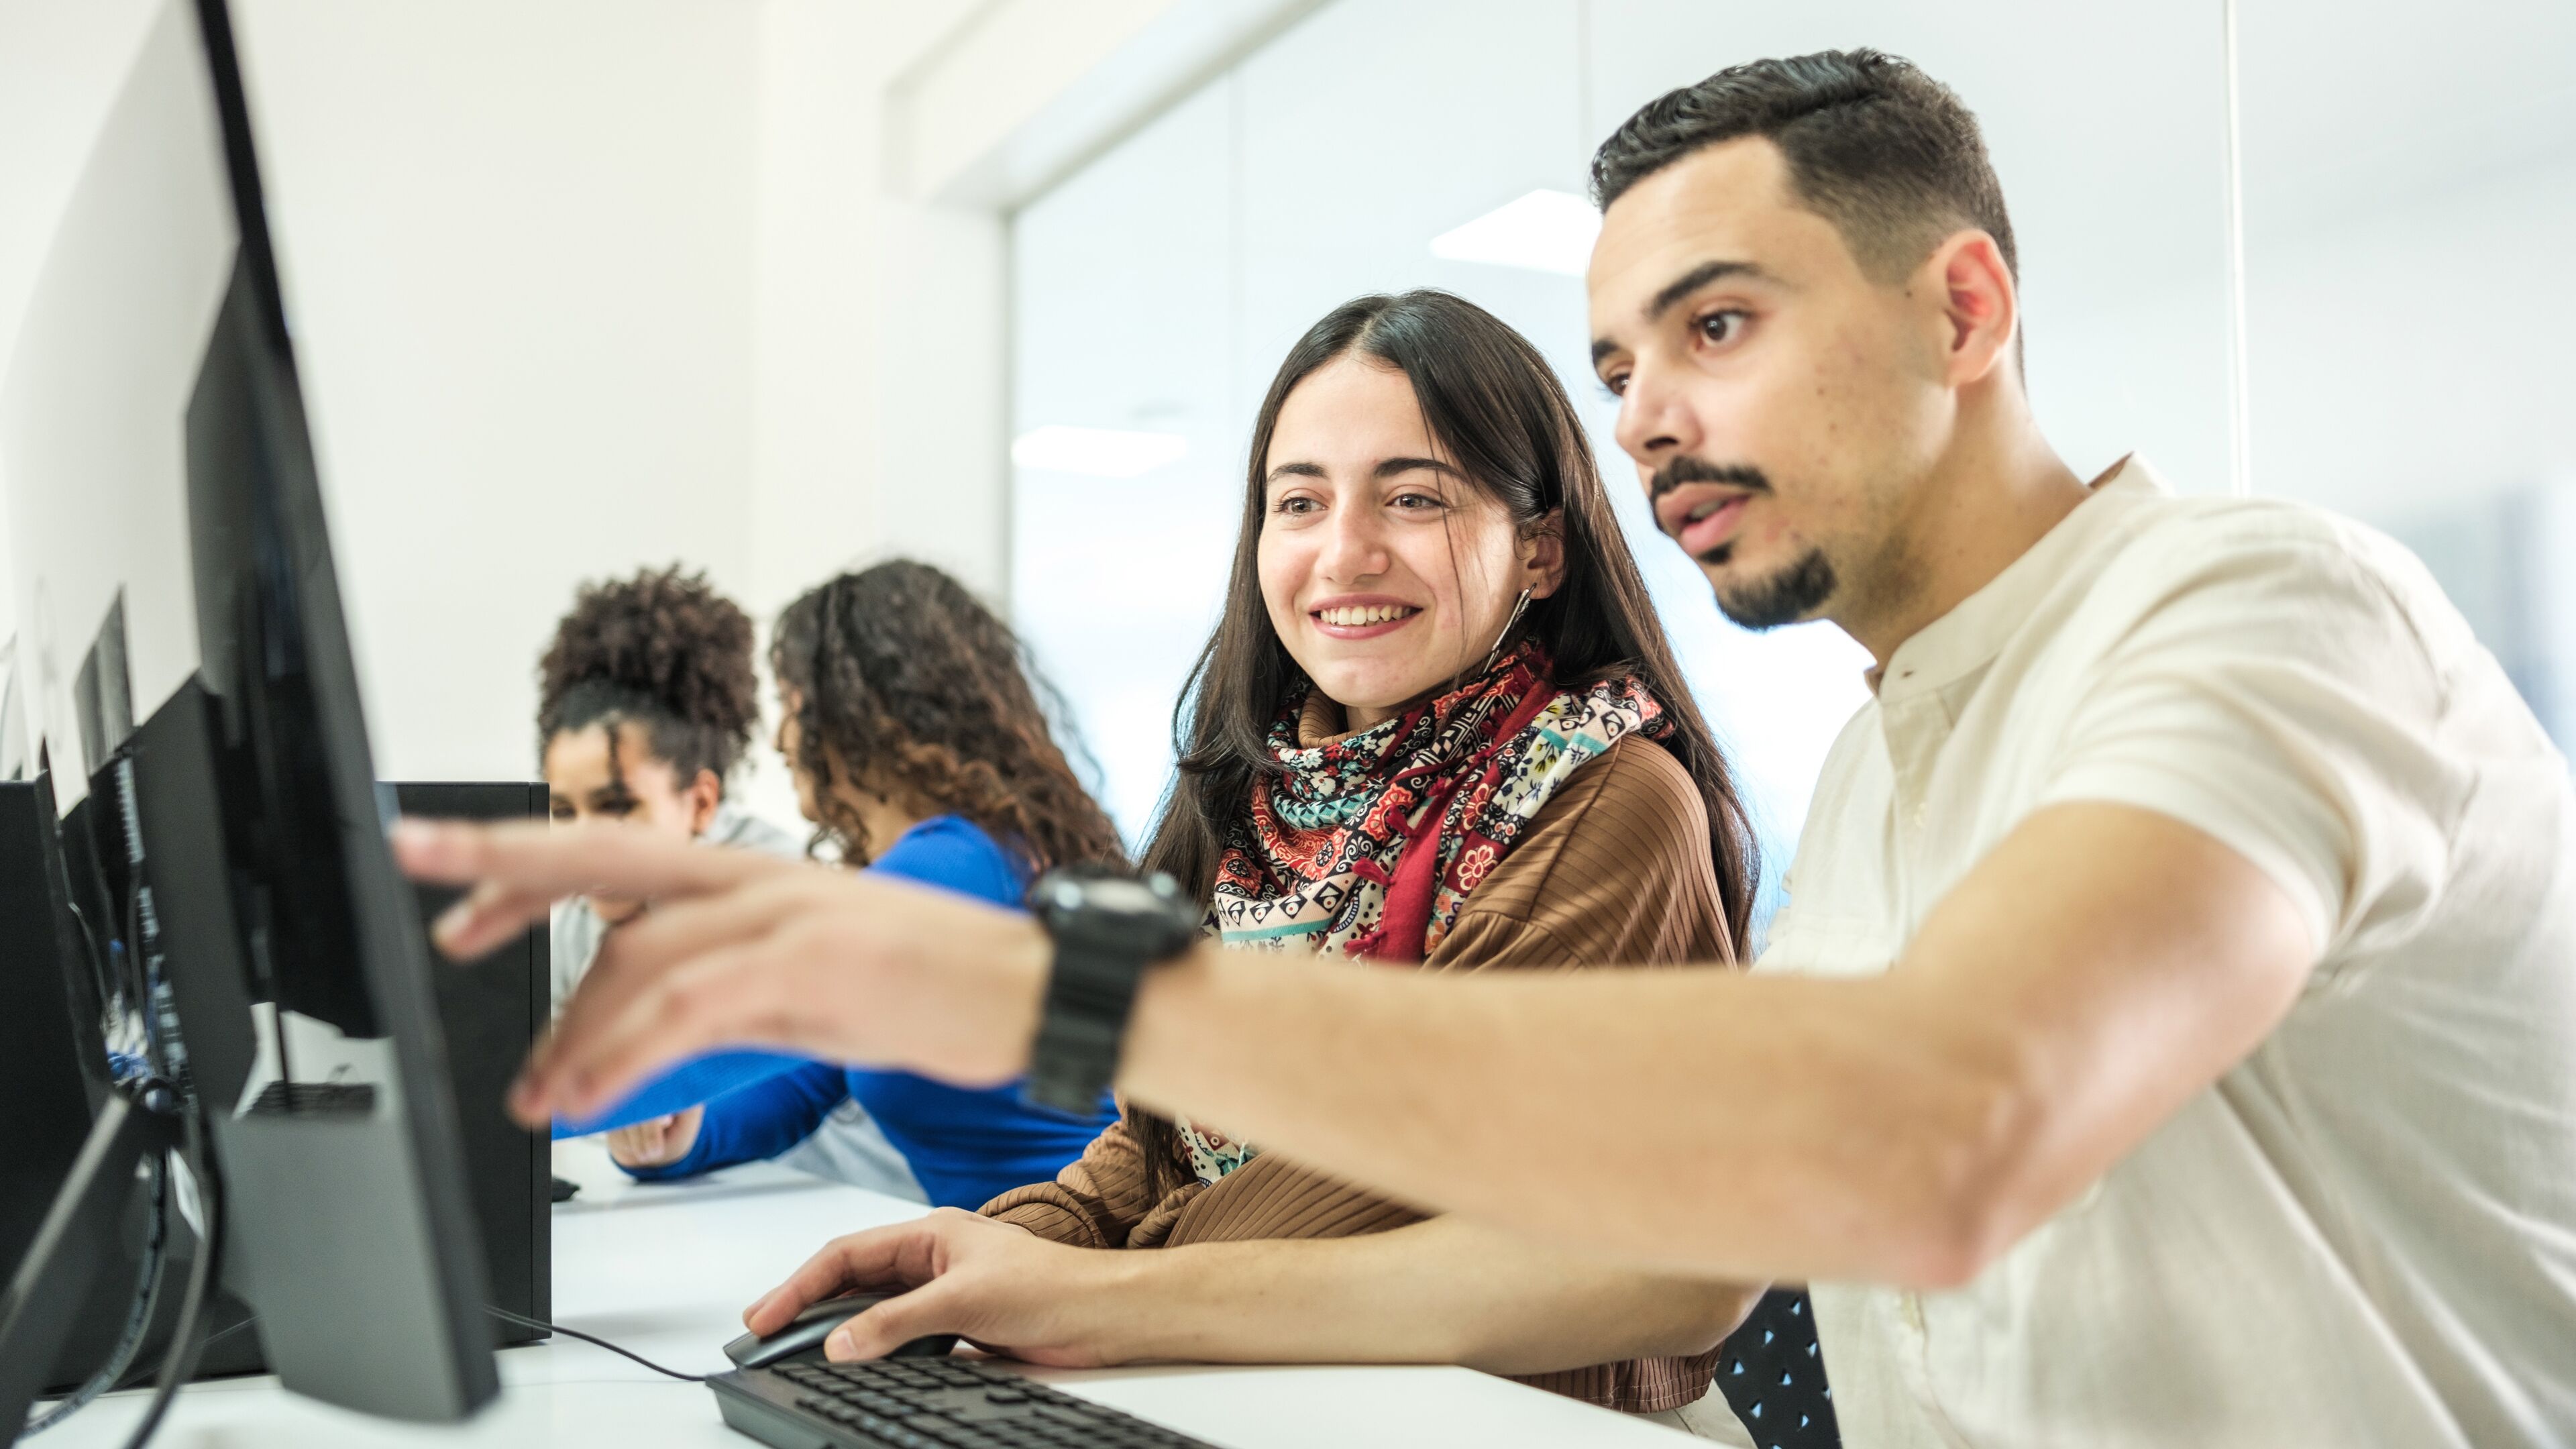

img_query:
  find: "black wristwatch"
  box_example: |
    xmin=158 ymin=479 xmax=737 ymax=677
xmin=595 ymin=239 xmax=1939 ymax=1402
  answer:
xmin=1022 ymin=869 xmax=1201 ymax=1115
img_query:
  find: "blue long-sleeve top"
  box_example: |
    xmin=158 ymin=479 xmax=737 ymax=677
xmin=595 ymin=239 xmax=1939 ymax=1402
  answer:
xmin=557 ymin=815 xmax=1115 ymax=1210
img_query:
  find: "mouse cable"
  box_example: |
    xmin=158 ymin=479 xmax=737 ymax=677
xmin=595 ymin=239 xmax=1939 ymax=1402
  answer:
xmin=483 ymin=1307 xmax=708 ymax=1383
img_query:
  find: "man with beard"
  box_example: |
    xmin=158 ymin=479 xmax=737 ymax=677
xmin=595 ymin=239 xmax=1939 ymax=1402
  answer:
xmin=403 ymin=49 xmax=2576 ymax=1448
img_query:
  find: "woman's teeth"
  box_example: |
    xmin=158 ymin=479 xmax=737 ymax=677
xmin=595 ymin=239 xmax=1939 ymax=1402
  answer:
xmin=1318 ymin=604 xmax=1417 ymax=627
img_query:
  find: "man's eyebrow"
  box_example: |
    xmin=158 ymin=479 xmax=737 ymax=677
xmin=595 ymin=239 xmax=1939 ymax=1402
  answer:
xmin=1646 ymin=259 xmax=1770 ymax=322
xmin=1374 ymin=456 xmax=1461 ymax=481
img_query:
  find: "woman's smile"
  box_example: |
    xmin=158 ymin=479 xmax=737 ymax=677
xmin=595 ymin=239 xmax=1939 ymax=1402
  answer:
xmin=1309 ymin=594 xmax=1424 ymax=640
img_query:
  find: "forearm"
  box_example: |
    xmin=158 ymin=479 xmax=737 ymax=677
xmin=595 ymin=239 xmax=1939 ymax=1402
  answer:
xmin=1116 ymin=804 xmax=2311 ymax=1289
xmin=980 ymin=1114 xmax=1158 ymax=1249
xmin=1095 ymin=1216 xmax=1759 ymax=1375
xmin=1119 ymin=954 xmax=2015 ymax=1286
xmin=628 ymin=1063 xmax=850 ymax=1179
xmin=557 ymin=1049 xmax=811 ymax=1138
xmin=416 ymin=802 xmax=2314 ymax=1297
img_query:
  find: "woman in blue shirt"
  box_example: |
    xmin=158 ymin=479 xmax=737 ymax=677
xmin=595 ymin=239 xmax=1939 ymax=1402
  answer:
xmin=572 ymin=560 xmax=1125 ymax=1210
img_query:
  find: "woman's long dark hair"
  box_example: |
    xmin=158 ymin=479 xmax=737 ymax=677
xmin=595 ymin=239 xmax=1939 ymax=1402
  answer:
xmin=773 ymin=560 xmax=1126 ymax=873
xmin=1132 ymin=290 xmax=1761 ymax=1192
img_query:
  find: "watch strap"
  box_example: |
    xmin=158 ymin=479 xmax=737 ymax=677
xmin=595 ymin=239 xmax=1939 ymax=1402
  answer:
xmin=1025 ymin=932 xmax=1142 ymax=1114
xmin=1022 ymin=871 xmax=1197 ymax=1116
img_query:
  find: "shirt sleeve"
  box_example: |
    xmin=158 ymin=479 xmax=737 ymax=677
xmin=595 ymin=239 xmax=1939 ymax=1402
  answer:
xmin=621 ymin=1061 xmax=851 ymax=1181
xmin=547 ymin=901 xmax=595 ymax=1016
xmin=2036 ymin=526 xmax=2463 ymax=961
xmin=869 ymin=816 xmax=1028 ymax=904
xmin=978 ymin=1109 xmax=1176 ymax=1246
xmin=551 ymin=1048 xmax=814 ymax=1138
xmin=557 ymin=816 xmax=1030 ymax=1141
xmin=1431 ymin=735 xmax=1735 ymax=971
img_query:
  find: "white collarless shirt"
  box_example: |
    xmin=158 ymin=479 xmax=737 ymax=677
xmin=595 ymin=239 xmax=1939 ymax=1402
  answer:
xmin=1758 ymin=458 xmax=2576 ymax=1448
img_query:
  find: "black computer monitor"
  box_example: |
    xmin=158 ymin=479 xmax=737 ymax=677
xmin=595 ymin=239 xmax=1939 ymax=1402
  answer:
xmin=0 ymin=0 xmax=498 ymax=1432
xmin=4 ymin=769 xmax=555 ymax=1405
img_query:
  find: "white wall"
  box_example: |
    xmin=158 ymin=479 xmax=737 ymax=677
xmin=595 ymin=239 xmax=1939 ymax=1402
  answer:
xmin=1 ymin=0 xmax=1255 ymax=810
xmin=0 ymin=0 xmax=171 ymax=661
xmin=0 ymin=0 xmax=1166 ymax=824
xmin=2237 ymin=0 xmax=2576 ymax=523
xmin=231 ymin=0 xmax=763 ymax=787
xmin=0 ymin=0 xmax=783 ymax=800
xmin=750 ymin=0 xmax=1012 ymax=618
xmin=2238 ymin=0 xmax=2576 ymax=741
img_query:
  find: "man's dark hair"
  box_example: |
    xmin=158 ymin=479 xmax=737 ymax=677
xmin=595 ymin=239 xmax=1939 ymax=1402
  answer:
xmin=1591 ymin=49 xmax=2018 ymax=286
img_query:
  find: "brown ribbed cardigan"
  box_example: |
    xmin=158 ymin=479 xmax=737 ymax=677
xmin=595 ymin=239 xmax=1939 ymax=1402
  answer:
xmin=981 ymin=733 xmax=1734 ymax=1413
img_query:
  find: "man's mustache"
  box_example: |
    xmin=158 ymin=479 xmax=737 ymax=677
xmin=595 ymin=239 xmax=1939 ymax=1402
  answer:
xmin=1648 ymin=457 xmax=1772 ymax=502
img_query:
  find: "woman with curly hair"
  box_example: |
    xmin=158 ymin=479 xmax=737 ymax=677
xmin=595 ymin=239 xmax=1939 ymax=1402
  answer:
xmin=582 ymin=560 xmax=1125 ymax=1210
xmin=537 ymin=565 xmax=801 ymax=1009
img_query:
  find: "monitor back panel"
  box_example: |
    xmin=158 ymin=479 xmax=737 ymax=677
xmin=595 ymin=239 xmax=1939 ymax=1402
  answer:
xmin=394 ymin=781 xmax=551 ymax=1341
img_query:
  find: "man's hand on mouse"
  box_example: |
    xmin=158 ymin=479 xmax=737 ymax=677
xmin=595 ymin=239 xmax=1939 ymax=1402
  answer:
xmin=391 ymin=818 xmax=1052 ymax=1126
xmin=741 ymin=1209 xmax=1142 ymax=1368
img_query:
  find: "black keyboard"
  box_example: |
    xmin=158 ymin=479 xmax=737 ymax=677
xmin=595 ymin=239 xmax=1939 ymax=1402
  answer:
xmin=708 ymin=1356 xmax=1223 ymax=1449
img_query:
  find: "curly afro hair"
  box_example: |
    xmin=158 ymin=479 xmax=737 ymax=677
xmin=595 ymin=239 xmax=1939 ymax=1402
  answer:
xmin=537 ymin=565 xmax=761 ymax=789
xmin=771 ymin=560 xmax=1125 ymax=872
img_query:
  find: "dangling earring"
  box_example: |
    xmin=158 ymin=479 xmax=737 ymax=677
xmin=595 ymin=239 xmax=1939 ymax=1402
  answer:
xmin=1482 ymin=587 xmax=1534 ymax=676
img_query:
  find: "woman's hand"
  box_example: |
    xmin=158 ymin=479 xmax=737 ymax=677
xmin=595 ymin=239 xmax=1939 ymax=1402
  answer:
xmin=391 ymin=818 xmax=1052 ymax=1128
xmin=743 ymin=1210 xmax=1144 ymax=1368
xmin=604 ymin=1107 xmax=702 ymax=1169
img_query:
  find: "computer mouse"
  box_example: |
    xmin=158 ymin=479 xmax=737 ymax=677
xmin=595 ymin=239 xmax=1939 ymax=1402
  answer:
xmin=722 ymin=1293 xmax=960 ymax=1370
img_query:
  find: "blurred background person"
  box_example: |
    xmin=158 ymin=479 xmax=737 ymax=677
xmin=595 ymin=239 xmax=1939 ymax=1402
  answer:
xmin=538 ymin=564 xmax=920 ymax=1197
xmin=588 ymin=561 xmax=1127 ymax=1212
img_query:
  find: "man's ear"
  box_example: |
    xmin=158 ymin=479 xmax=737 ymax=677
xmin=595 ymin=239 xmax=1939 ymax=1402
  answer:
xmin=1523 ymin=509 xmax=1570 ymax=600
xmin=1925 ymin=229 xmax=2017 ymax=388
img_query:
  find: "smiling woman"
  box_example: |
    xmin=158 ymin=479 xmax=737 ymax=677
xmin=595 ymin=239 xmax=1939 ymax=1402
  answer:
xmin=1255 ymin=354 xmax=1552 ymax=730
xmin=932 ymin=290 xmax=1775 ymax=1421
xmin=1166 ymin=289 xmax=1760 ymax=928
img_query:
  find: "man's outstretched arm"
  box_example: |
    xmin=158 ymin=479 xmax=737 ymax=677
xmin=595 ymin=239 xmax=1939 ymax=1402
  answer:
xmin=1117 ymin=800 xmax=2313 ymax=1284
xmin=400 ymin=798 xmax=2312 ymax=1285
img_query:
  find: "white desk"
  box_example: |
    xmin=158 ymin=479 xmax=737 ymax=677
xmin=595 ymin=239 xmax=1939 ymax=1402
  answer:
xmin=45 ymin=1140 xmax=1691 ymax=1448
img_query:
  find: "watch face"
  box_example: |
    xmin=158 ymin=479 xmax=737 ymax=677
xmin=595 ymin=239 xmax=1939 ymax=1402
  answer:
xmin=1081 ymin=878 xmax=1167 ymax=914
xmin=1038 ymin=870 xmax=1196 ymax=953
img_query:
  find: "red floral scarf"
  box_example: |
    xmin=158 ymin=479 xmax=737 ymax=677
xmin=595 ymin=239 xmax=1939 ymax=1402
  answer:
xmin=1179 ymin=643 xmax=1672 ymax=1183
xmin=1209 ymin=640 xmax=1672 ymax=963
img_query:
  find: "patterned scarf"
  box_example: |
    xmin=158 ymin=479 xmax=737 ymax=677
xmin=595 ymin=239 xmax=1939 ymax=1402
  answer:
xmin=1179 ymin=640 xmax=1672 ymax=1183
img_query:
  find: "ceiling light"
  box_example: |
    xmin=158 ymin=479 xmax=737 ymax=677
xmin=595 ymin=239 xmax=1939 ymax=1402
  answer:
xmin=1011 ymin=426 xmax=1189 ymax=478
xmin=1428 ymin=189 xmax=1601 ymax=276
